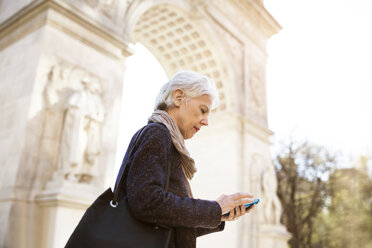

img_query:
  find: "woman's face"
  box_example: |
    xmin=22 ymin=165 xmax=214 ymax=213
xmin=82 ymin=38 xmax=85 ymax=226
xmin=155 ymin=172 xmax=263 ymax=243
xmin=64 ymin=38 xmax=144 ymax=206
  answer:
xmin=170 ymin=91 xmax=212 ymax=140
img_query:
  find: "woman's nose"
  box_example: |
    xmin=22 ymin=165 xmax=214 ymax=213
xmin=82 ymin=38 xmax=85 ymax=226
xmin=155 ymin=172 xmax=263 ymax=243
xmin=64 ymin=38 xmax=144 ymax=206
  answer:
xmin=201 ymin=116 xmax=208 ymax=126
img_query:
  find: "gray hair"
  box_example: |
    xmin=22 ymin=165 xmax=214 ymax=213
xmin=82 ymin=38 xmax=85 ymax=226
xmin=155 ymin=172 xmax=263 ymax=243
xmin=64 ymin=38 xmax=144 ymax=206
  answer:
xmin=154 ymin=70 xmax=219 ymax=111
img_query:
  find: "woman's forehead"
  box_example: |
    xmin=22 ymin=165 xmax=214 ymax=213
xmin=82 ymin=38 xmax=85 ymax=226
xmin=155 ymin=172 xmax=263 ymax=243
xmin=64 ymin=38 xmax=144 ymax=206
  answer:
xmin=193 ymin=94 xmax=212 ymax=107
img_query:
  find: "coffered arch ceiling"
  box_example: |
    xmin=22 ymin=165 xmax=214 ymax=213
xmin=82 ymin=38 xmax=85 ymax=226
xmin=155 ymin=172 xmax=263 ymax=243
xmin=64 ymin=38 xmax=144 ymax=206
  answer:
xmin=127 ymin=3 xmax=233 ymax=112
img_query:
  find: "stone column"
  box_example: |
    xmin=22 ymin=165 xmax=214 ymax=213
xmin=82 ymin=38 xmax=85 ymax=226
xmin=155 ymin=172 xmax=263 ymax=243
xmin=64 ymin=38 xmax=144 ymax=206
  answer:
xmin=0 ymin=1 xmax=132 ymax=247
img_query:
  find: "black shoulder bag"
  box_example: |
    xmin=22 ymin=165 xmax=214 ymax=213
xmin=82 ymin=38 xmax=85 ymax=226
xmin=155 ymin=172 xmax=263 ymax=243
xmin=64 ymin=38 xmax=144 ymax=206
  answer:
xmin=65 ymin=126 xmax=172 ymax=248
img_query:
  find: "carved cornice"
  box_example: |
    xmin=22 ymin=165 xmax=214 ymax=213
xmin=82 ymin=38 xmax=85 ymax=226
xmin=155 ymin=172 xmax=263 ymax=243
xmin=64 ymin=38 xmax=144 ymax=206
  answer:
xmin=0 ymin=0 xmax=133 ymax=59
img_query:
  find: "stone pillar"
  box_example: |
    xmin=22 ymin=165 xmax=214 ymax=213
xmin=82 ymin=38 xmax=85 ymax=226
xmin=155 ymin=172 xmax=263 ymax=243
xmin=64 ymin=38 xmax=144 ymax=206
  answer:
xmin=0 ymin=1 xmax=132 ymax=247
xmin=35 ymin=182 xmax=99 ymax=248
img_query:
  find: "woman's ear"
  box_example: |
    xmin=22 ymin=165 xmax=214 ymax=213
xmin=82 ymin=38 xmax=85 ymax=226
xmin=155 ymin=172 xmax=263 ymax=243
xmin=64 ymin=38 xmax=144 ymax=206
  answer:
xmin=173 ymin=89 xmax=185 ymax=107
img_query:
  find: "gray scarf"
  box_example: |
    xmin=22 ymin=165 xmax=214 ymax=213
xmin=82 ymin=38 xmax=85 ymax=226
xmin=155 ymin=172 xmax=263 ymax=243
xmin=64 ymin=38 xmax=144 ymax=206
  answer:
xmin=148 ymin=110 xmax=196 ymax=197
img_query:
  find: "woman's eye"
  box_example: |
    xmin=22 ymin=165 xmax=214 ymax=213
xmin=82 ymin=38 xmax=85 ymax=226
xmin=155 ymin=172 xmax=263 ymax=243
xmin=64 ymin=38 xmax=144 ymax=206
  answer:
xmin=201 ymin=109 xmax=205 ymax=114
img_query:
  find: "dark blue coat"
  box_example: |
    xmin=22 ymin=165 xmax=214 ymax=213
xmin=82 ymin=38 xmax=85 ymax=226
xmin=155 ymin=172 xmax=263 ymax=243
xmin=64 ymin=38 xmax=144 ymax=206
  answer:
xmin=116 ymin=122 xmax=224 ymax=248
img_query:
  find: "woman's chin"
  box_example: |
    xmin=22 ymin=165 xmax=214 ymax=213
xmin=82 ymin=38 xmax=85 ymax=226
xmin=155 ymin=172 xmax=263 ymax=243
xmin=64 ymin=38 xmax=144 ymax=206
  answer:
xmin=185 ymin=133 xmax=195 ymax=140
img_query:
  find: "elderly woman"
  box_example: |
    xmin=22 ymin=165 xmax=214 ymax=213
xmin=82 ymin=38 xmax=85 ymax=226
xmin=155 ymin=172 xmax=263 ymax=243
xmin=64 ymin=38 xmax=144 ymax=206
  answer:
xmin=116 ymin=70 xmax=255 ymax=248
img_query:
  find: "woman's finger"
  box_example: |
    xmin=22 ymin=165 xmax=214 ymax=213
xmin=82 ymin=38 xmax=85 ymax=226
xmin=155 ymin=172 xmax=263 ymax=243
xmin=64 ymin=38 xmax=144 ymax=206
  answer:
xmin=228 ymin=208 xmax=234 ymax=221
xmin=221 ymin=203 xmax=256 ymax=221
xmin=233 ymin=198 xmax=255 ymax=208
xmin=235 ymin=206 xmax=241 ymax=220
xmin=231 ymin=192 xmax=254 ymax=200
xmin=241 ymin=204 xmax=246 ymax=215
xmin=235 ymin=206 xmax=243 ymax=220
xmin=231 ymin=208 xmax=237 ymax=221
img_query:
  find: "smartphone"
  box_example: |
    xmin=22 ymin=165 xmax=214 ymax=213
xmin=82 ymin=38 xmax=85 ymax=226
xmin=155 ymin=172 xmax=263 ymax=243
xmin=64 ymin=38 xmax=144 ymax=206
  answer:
xmin=222 ymin=199 xmax=260 ymax=217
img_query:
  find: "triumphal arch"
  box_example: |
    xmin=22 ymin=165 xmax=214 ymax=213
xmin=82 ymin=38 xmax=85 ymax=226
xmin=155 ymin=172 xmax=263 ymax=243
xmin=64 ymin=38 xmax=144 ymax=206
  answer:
xmin=0 ymin=0 xmax=290 ymax=247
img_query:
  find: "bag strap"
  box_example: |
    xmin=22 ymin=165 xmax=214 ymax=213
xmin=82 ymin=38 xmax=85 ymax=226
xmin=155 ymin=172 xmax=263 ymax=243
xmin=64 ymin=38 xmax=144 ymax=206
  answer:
xmin=113 ymin=126 xmax=146 ymax=197
xmin=111 ymin=125 xmax=172 ymax=206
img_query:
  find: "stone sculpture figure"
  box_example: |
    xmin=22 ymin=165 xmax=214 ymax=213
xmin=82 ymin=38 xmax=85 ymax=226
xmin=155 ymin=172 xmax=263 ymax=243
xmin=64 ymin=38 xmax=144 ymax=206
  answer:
xmin=261 ymin=161 xmax=282 ymax=225
xmin=57 ymin=77 xmax=104 ymax=184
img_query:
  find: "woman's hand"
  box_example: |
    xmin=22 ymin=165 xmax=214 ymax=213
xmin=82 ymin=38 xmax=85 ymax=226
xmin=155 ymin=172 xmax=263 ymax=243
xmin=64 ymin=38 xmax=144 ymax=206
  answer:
xmin=216 ymin=192 xmax=255 ymax=221
xmin=221 ymin=204 xmax=255 ymax=222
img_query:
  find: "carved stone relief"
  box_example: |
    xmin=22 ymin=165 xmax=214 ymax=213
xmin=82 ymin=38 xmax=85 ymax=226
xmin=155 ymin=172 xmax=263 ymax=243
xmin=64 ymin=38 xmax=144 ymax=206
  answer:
xmin=250 ymin=62 xmax=265 ymax=105
xmin=223 ymin=31 xmax=244 ymax=111
xmin=55 ymin=77 xmax=104 ymax=184
xmin=78 ymin=0 xmax=119 ymax=19
xmin=215 ymin=0 xmax=266 ymax=50
xmin=249 ymin=153 xmax=265 ymax=200
xmin=208 ymin=16 xmax=244 ymax=111
xmin=188 ymin=0 xmax=208 ymax=19
xmin=214 ymin=0 xmax=254 ymax=33
xmin=250 ymin=153 xmax=282 ymax=225
xmin=261 ymin=159 xmax=282 ymax=225
xmin=247 ymin=56 xmax=267 ymax=118
xmin=40 ymin=59 xmax=105 ymax=188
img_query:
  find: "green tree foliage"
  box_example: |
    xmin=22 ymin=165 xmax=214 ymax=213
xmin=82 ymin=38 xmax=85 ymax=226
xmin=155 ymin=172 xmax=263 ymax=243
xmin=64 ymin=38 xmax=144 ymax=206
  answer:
xmin=317 ymin=161 xmax=372 ymax=248
xmin=275 ymin=141 xmax=372 ymax=248
xmin=274 ymin=141 xmax=335 ymax=248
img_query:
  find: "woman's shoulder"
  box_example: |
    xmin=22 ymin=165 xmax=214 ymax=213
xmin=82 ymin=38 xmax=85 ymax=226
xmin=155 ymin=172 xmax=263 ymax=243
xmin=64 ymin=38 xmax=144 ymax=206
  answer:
xmin=137 ymin=122 xmax=171 ymax=145
xmin=146 ymin=122 xmax=168 ymax=132
xmin=145 ymin=122 xmax=169 ymax=136
xmin=123 ymin=122 xmax=171 ymax=162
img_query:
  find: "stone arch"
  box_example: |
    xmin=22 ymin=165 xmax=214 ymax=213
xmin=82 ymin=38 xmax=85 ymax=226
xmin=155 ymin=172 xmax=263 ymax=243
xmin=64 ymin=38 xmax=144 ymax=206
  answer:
xmin=0 ymin=0 xmax=290 ymax=247
xmin=123 ymin=0 xmax=234 ymax=112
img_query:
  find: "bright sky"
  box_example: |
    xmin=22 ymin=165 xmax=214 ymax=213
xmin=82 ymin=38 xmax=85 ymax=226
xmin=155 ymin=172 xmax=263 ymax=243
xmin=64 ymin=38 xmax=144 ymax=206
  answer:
xmin=114 ymin=0 xmax=372 ymax=173
xmin=114 ymin=43 xmax=168 ymax=174
xmin=264 ymin=0 xmax=372 ymax=163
